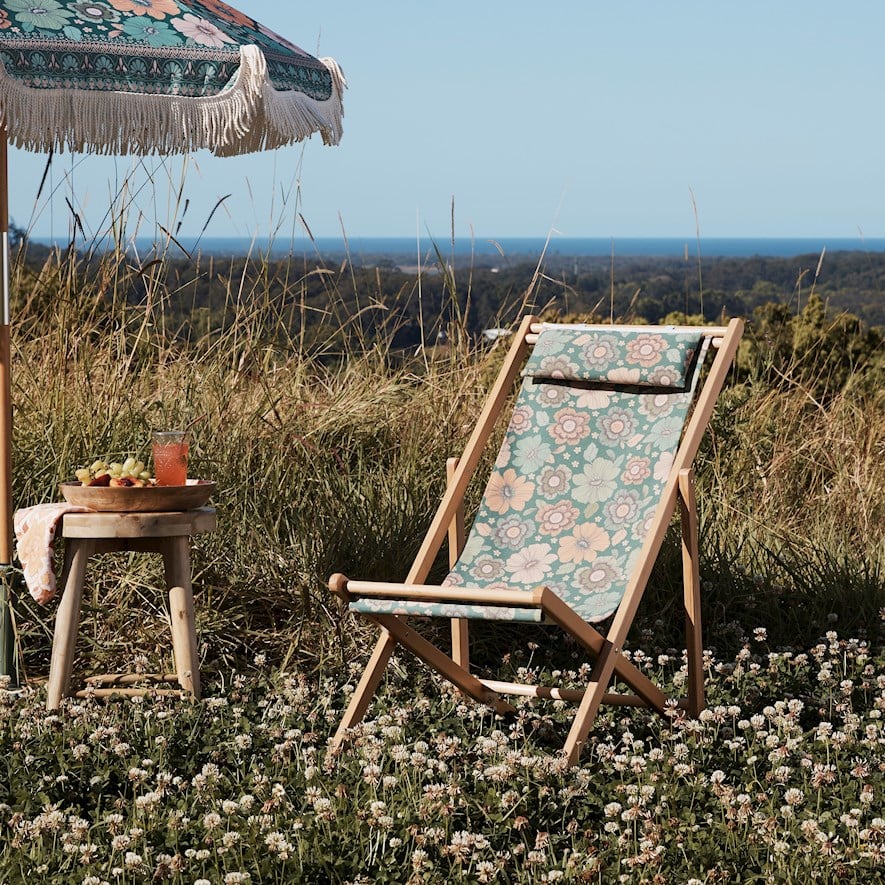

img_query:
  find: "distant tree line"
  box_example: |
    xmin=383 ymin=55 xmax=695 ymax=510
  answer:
xmin=13 ymin=242 xmax=884 ymax=398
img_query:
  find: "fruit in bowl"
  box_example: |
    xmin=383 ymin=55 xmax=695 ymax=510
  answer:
xmin=74 ymin=457 xmax=156 ymax=488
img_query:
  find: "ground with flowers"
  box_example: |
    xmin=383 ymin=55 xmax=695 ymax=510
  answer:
xmin=1 ymin=243 xmax=883 ymax=882
xmin=1 ymin=625 xmax=884 ymax=883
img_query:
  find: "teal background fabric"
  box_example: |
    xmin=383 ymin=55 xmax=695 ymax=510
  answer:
xmin=350 ymin=327 xmax=705 ymax=624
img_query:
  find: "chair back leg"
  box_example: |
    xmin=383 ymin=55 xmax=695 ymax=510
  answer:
xmin=446 ymin=457 xmax=470 ymax=669
xmin=679 ymin=468 xmax=704 ymax=717
xmin=330 ymin=630 xmax=397 ymax=752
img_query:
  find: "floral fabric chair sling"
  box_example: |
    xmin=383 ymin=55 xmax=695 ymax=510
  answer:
xmin=330 ymin=317 xmax=744 ymax=765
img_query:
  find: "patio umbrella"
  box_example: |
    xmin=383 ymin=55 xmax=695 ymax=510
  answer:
xmin=0 ymin=0 xmax=345 ymax=679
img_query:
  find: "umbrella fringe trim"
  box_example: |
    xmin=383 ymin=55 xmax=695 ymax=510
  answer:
xmin=0 ymin=46 xmax=344 ymax=157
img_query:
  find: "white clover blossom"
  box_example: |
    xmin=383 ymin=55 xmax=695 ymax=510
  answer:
xmin=123 ymin=851 xmax=143 ymax=869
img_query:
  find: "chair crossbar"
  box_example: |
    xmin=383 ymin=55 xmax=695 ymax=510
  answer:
xmin=528 ymin=322 xmax=730 ymax=336
xmin=481 ymin=679 xmax=649 ymax=707
xmin=339 ymin=579 xmax=545 ymax=609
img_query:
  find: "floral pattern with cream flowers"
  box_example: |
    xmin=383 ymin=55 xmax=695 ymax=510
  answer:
xmin=537 ymin=355 xmax=580 ymax=379
xmin=469 ymin=556 xmax=505 ymax=582
xmin=581 ymin=336 xmax=617 ymax=369
xmin=171 ymin=11 xmax=233 ymax=46
xmin=536 ymin=502 xmax=579 ymax=536
xmin=513 ymin=435 xmax=553 ymax=474
xmin=622 ymin=456 xmax=651 ymax=485
xmin=537 ymin=465 xmax=571 ymax=498
xmin=604 ymin=490 xmax=642 ymax=526
xmin=606 ymin=366 xmax=642 ymax=385
xmin=491 ymin=516 xmax=535 ymax=549
xmin=550 ymin=407 xmax=591 ymax=445
xmin=649 ymin=417 xmax=684 ymax=449
xmin=626 ymin=333 xmax=667 ymax=367
xmin=526 ymin=326 xmax=700 ymax=386
xmin=484 ymin=469 xmax=535 ymax=515
xmin=505 ymin=544 xmax=557 ymax=584
xmin=575 ymin=389 xmax=612 ymax=410
xmin=576 ymin=558 xmax=620 ymax=594
xmin=599 ymin=409 xmax=636 ymax=445
xmin=632 ymin=511 xmax=657 ymax=543
xmin=507 ymin=405 xmax=533 ymax=435
xmin=573 ymin=457 xmax=621 ymax=505
xmin=537 ymin=384 xmax=570 ymax=408
xmin=558 ymin=523 xmax=610 ymax=564
xmin=494 ymin=437 xmax=512 ymax=469
xmin=648 ymin=365 xmax=684 ymax=387
xmin=639 ymin=392 xmax=677 ymax=419
xmin=653 ymin=451 xmax=675 ymax=482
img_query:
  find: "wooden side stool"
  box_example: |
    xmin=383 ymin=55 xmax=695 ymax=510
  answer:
xmin=46 ymin=507 xmax=216 ymax=709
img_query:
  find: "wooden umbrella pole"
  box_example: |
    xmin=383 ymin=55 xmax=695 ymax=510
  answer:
xmin=0 ymin=125 xmax=17 ymax=683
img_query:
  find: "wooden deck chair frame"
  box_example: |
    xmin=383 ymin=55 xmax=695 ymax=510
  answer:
xmin=329 ymin=315 xmax=744 ymax=765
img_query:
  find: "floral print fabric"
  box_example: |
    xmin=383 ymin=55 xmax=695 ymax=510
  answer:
xmin=14 ymin=502 xmax=88 ymax=604
xmin=350 ymin=327 xmax=706 ymax=625
xmin=0 ymin=0 xmax=334 ymax=99
xmin=524 ymin=326 xmax=702 ymax=387
xmin=347 ymin=598 xmax=544 ymax=622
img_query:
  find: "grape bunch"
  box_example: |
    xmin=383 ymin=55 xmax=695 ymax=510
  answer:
xmin=75 ymin=457 xmax=154 ymax=487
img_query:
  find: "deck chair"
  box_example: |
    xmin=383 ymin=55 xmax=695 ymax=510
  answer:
xmin=329 ymin=316 xmax=744 ymax=765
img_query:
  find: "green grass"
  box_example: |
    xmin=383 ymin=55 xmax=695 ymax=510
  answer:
xmin=1 ymin=242 xmax=883 ymax=882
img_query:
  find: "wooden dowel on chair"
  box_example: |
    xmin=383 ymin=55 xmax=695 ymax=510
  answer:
xmin=84 ymin=672 xmax=179 ymax=685
xmin=528 ymin=332 xmax=726 ymax=348
xmin=344 ymin=580 xmax=545 ymax=608
xmin=481 ymin=679 xmax=648 ymax=707
xmin=528 ymin=322 xmax=730 ymax=336
xmin=75 ymin=687 xmax=187 ymax=699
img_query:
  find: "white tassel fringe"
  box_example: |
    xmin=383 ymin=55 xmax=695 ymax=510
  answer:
xmin=0 ymin=45 xmax=345 ymax=157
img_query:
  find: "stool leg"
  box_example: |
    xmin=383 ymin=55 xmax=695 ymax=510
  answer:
xmin=162 ymin=537 xmax=200 ymax=699
xmin=47 ymin=539 xmax=93 ymax=710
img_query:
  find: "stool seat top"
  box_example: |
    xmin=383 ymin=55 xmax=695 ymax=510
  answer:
xmin=61 ymin=507 xmax=216 ymax=539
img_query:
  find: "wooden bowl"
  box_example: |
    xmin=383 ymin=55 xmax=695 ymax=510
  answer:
xmin=59 ymin=479 xmax=216 ymax=513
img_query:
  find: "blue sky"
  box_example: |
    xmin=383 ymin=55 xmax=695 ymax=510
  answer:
xmin=8 ymin=2 xmax=885 ymax=242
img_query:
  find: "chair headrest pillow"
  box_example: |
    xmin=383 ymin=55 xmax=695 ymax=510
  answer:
xmin=523 ymin=327 xmax=704 ymax=388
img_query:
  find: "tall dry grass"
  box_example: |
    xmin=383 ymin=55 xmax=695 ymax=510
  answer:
xmin=6 ymin=240 xmax=883 ymax=687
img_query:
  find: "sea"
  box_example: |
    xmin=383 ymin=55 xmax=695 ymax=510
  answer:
xmin=33 ymin=234 xmax=885 ymax=261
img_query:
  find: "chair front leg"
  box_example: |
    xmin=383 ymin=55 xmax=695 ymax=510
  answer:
xmin=373 ymin=614 xmax=514 ymax=715
xmin=330 ymin=628 xmax=398 ymax=752
xmin=562 ymin=640 xmax=620 ymax=766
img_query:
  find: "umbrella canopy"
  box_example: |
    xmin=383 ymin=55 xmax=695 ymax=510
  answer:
xmin=0 ymin=0 xmax=345 ymax=679
xmin=0 ymin=0 xmax=345 ymax=155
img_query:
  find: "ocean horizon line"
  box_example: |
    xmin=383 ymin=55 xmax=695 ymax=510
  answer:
xmin=29 ymin=234 xmax=885 ymax=261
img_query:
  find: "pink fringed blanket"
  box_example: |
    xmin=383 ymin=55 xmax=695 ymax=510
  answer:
xmin=14 ymin=503 xmax=89 ymax=604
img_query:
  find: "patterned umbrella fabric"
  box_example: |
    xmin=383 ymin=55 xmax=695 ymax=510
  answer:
xmin=0 ymin=0 xmax=345 ymax=155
